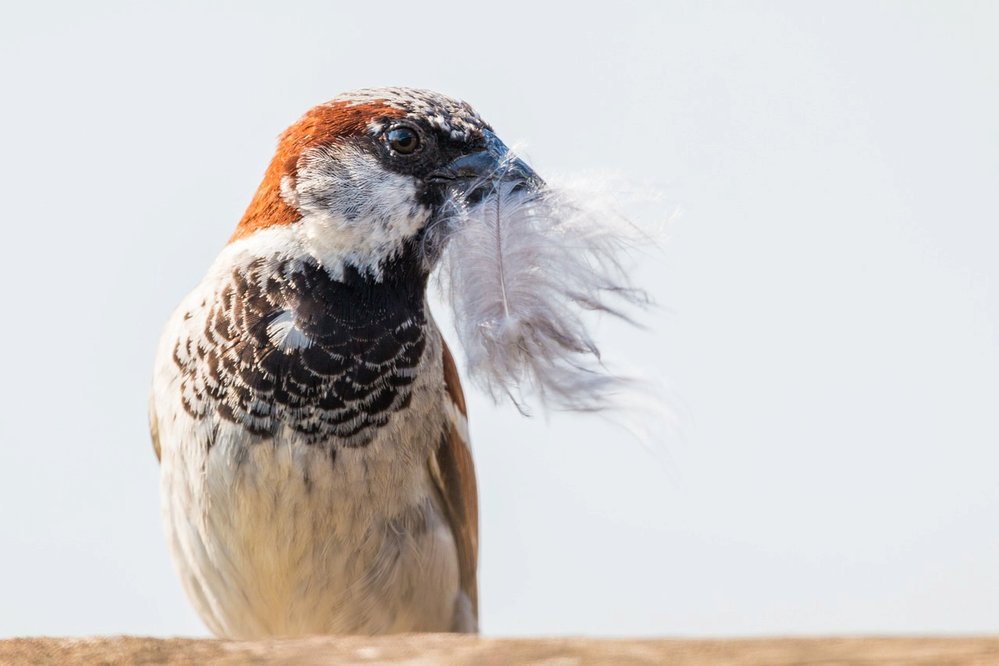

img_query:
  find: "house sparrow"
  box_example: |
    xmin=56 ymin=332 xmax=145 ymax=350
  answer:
xmin=149 ymin=88 xmax=540 ymax=637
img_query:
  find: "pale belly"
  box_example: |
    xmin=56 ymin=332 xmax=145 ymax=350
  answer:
xmin=160 ymin=424 xmax=462 ymax=638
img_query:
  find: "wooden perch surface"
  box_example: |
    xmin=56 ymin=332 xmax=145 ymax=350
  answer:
xmin=2 ymin=635 xmax=999 ymax=665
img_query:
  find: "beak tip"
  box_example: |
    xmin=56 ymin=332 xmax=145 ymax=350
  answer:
xmin=428 ymin=131 xmax=544 ymax=199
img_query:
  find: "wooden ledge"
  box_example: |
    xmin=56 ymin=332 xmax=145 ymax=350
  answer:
xmin=2 ymin=635 xmax=997 ymax=665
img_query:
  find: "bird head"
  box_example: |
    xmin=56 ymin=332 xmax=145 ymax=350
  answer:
xmin=231 ymin=87 xmax=540 ymax=280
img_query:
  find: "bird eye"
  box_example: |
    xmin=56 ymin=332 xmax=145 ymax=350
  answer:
xmin=386 ymin=127 xmax=421 ymax=155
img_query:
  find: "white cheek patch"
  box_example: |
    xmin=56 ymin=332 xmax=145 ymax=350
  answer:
xmin=290 ymin=144 xmax=430 ymax=279
xmin=280 ymin=174 xmax=299 ymax=208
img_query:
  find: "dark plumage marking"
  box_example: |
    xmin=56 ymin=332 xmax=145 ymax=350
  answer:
xmin=176 ymin=250 xmax=428 ymax=450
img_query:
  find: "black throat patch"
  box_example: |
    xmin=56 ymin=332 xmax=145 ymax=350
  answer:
xmin=175 ymin=252 xmax=429 ymax=450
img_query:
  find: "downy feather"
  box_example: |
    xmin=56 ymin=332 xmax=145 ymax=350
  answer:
xmin=431 ymin=159 xmax=651 ymax=412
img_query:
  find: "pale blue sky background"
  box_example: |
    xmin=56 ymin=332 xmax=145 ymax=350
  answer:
xmin=1 ymin=1 xmax=997 ymax=638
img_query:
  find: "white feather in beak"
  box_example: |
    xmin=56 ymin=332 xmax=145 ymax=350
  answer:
xmin=433 ymin=161 xmax=651 ymax=413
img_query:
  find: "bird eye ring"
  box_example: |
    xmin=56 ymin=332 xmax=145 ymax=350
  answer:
xmin=386 ymin=127 xmax=421 ymax=155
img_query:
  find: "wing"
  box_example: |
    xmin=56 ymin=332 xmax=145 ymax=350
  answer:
xmin=428 ymin=341 xmax=479 ymax=629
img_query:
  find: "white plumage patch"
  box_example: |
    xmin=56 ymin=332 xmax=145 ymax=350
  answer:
xmin=266 ymin=310 xmax=313 ymax=350
xmin=434 ymin=172 xmax=650 ymax=412
xmin=293 ymin=143 xmax=429 ymax=280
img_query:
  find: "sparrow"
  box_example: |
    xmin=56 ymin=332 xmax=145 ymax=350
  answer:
xmin=149 ymin=87 xmax=539 ymax=637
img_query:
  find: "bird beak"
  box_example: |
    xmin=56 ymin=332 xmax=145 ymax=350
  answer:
xmin=428 ymin=130 xmax=543 ymax=205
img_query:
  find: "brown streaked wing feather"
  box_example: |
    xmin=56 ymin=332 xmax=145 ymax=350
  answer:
xmin=430 ymin=342 xmax=479 ymax=623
